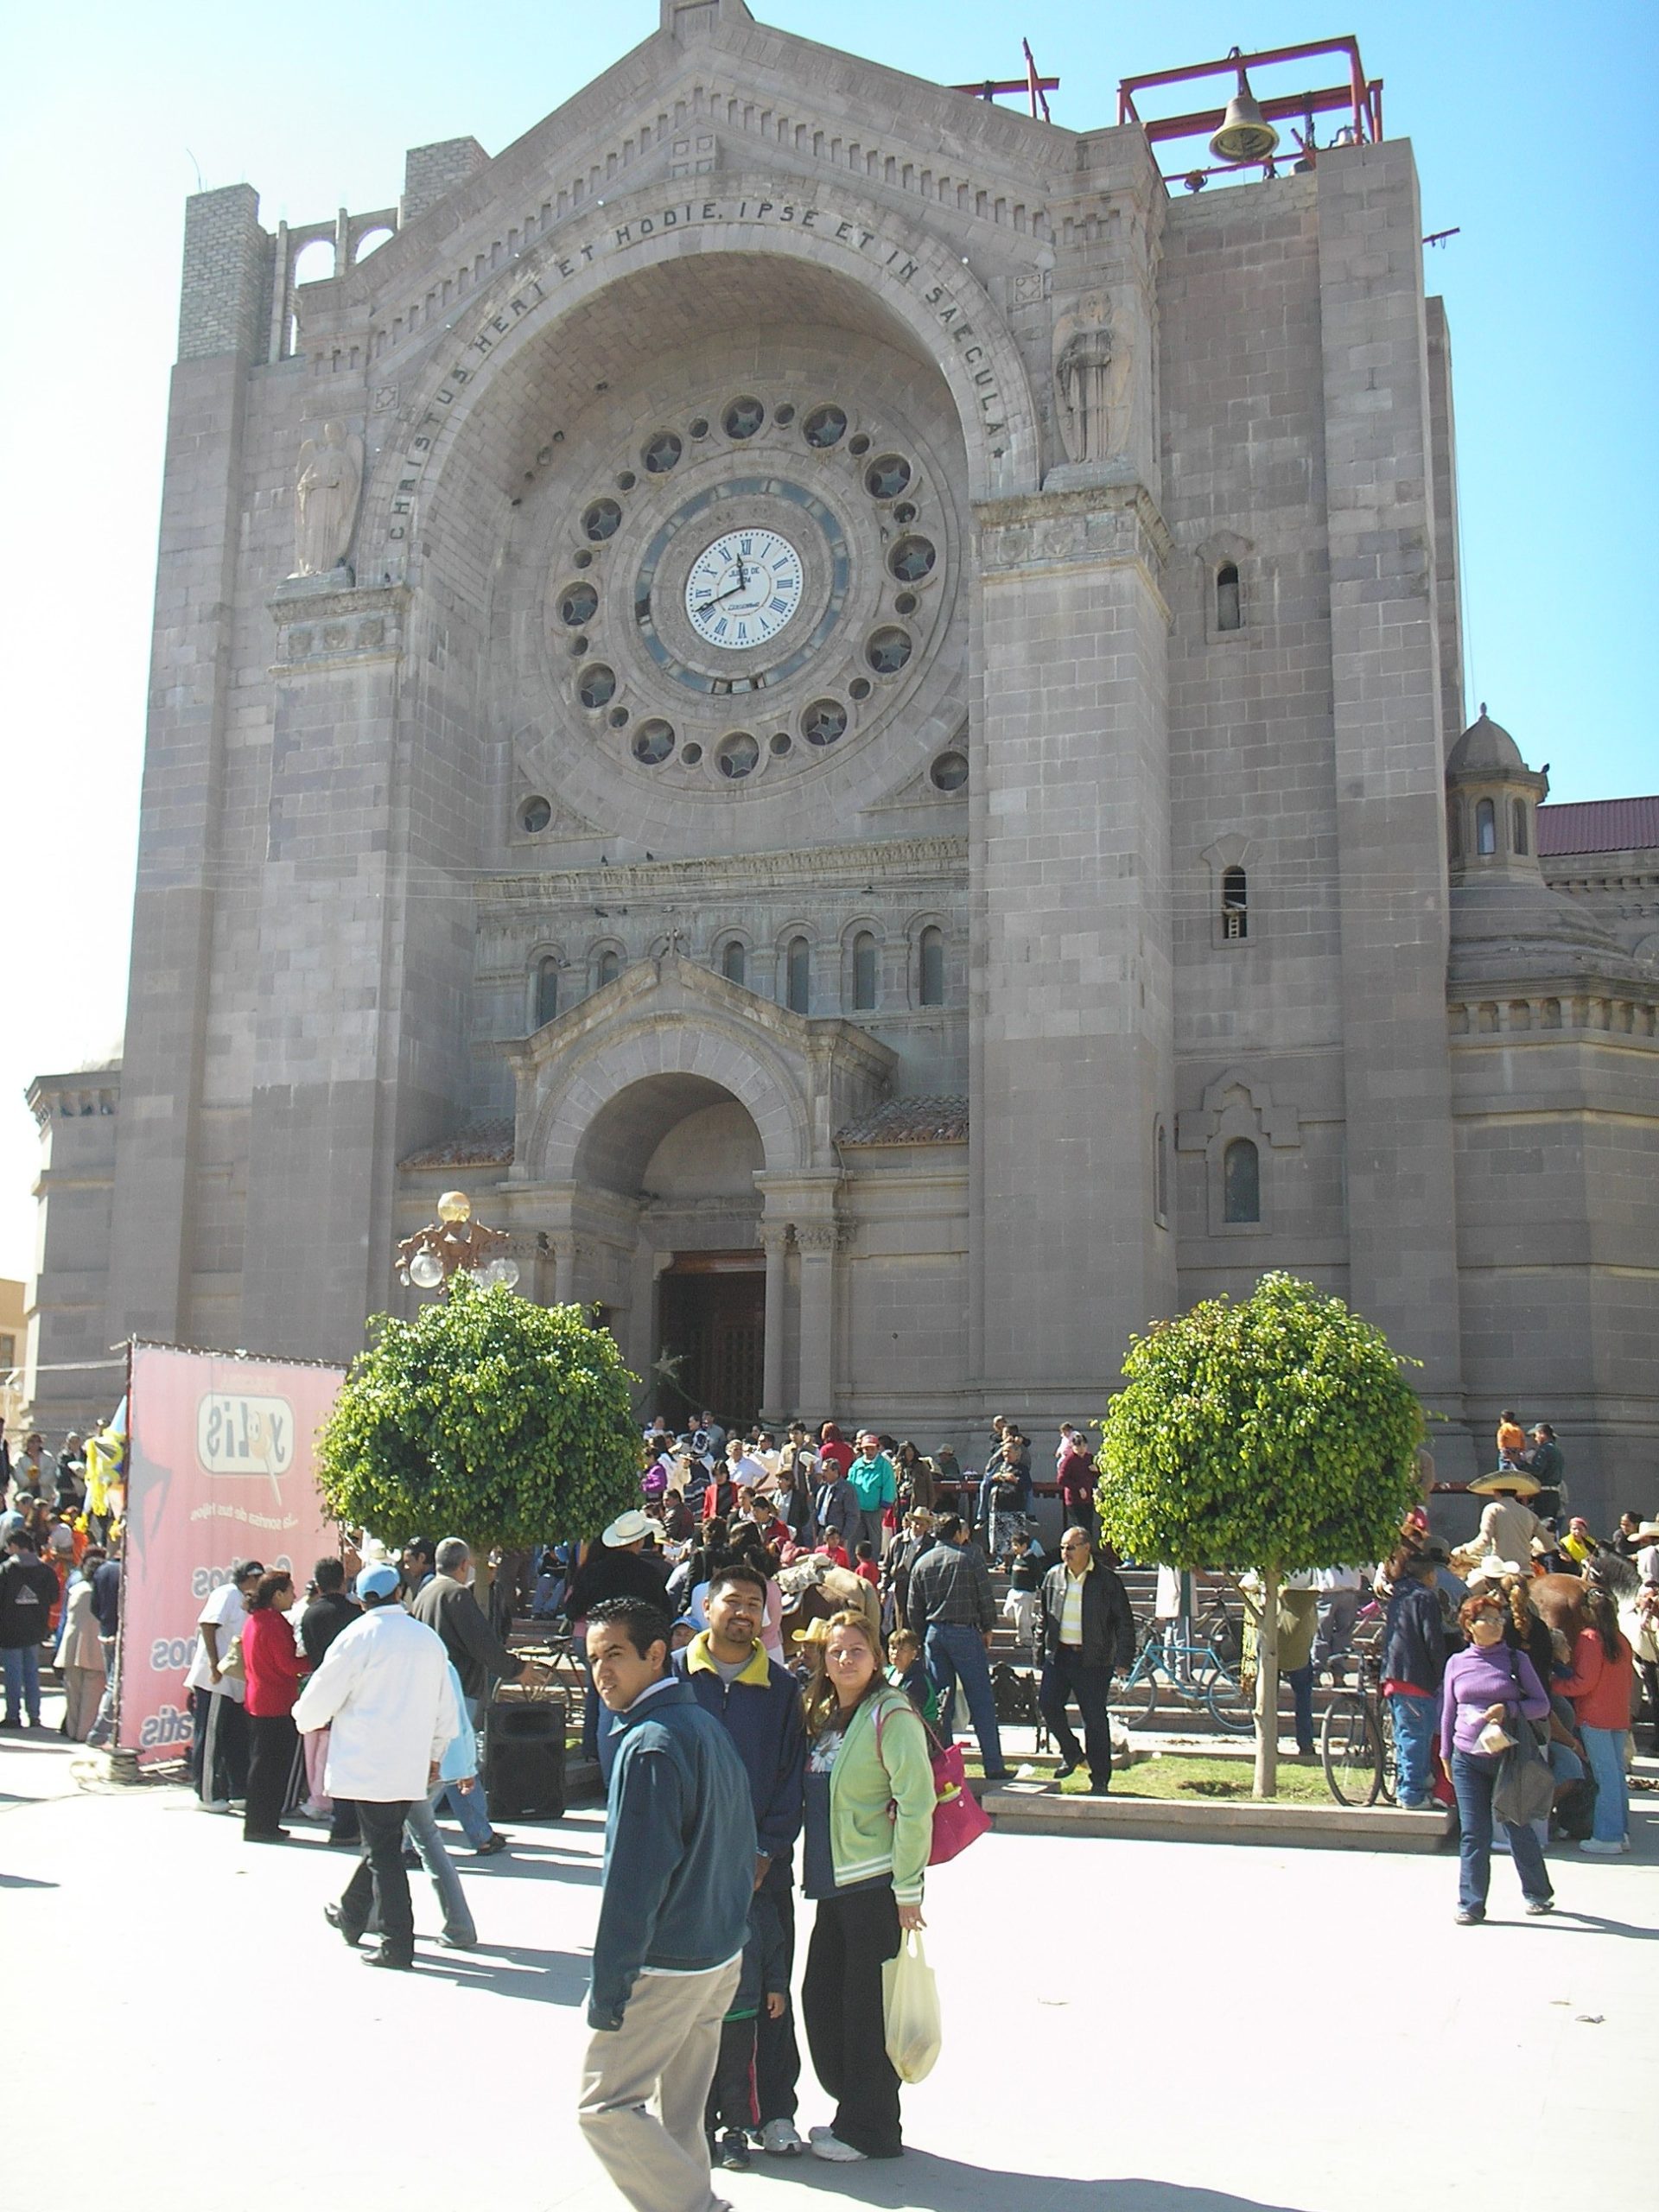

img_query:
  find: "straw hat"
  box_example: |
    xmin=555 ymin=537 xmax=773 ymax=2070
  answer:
xmin=1467 ymin=1470 xmax=1541 ymax=1499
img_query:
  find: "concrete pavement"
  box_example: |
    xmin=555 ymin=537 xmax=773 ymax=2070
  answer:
xmin=2 ymin=1701 xmax=1651 ymax=2212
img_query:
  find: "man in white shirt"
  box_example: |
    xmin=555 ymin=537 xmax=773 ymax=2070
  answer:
xmin=184 ymin=1559 xmax=264 ymax=1810
xmin=295 ymin=1561 xmax=461 ymax=1971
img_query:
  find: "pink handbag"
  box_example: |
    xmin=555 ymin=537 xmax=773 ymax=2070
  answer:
xmin=876 ymin=1699 xmax=992 ymax=1865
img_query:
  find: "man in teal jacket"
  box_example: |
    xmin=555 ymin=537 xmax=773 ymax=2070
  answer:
xmin=580 ymin=1596 xmax=756 ymax=2212
xmin=846 ymin=1433 xmax=897 ymax=1559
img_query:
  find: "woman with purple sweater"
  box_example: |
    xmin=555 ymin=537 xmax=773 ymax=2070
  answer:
xmin=1440 ymin=1590 xmax=1555 ymax=1925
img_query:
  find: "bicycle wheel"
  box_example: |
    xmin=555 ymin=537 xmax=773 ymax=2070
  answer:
xmin=1199 ymin=1662 xmax=1255 ymax=1735
xmin=1109 ymin=1664 xmax=1160 ymax=1731
xmin=1321 ymin=1694 xmax=1382 ymax=1807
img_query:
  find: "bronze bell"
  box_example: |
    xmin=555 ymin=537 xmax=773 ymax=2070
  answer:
xmin=1209 ymin=62 xmax=1280 ymax=164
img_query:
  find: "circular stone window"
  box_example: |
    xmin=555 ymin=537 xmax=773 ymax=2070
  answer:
xmin=723 ymin=397 xmax=766 ymax=440
xmin=616 ymin=469 xmax=637 ymax=492
xmin=893 ymin=501 xmax=917 ymax=525
xmin=519 ymin=795 xmax=553 ymax=833
xmin=893 ymin=592 xmax=918 ymax=617
xmin=769 ymin=731 xmax=793 ymax=757
xmin=559 ymin=581 xmax=599 ymax=626
xmin=849 ymin=676 xmax=873 ymax=702
xmin=632 ymin=719 xmax=676 ymax=766
xmin=866 ymin=454 xmax=912 ymax=500
xmin=573 ymin=548 xmax=594 ymax=569
xmin=608 ymin=706 xmax=629 ymax=728
xmin=931 ymin=750 xmax=969 ymax=792
xmin=803 ymin=403 xmax=848 ymax=449
xmin=716 ymin=731 xmax=760 ymax=779
xmin=578 ymin=664 xmax=617 ymax=709
xmin=774 ymin=404 xmax=797 ymax=427
xmin=682 ymin=741 xmax=703 ymax=765
xmin=689 ymin=416 xmax=709 ymax=440
xmin=582 ymin=499 xmax=622 ymax=542
xmin=849 ymin=432 xmax=871 ymax=455
xmin=866 ymin=627 xmax=912 ymax=676
xmin=802 ymin=698 xmax=848 ymax=747
xmin=888 ymin=536 xmax=936 ymax=583
xmin=642 ymin=430 xmax=683 ymax=475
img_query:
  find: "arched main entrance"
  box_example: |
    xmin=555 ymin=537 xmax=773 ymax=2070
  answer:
xmin=575 ymin=1074 xmax=770 ymax=1429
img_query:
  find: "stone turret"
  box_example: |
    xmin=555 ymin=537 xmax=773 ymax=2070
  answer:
xmin=1446 ymin=709 xmax=1648 ymax=989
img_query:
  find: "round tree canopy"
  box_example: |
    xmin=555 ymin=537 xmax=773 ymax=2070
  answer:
xmin=315 ymin=1277 xmax=643 ymax=1549
xmin=1096 ymin=1273 xmax=1423 ymax=1574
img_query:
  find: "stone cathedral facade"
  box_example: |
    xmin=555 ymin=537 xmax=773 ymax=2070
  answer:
xmin=26 ymin=4 xmax=1659 ymax=1516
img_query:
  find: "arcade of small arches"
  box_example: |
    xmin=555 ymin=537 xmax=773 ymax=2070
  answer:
xmin=527 ymin=918 xmax=950 ymax=1031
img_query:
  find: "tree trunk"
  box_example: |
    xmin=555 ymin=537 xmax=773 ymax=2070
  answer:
xmin=1253 ymin=1564 xmax=1281 ymax=1800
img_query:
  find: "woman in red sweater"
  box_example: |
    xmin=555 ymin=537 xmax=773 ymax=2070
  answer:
xmin=1560 ymin=1576 xmax=1636 ymax=1855
xmin=240 ymin=1570 xmax=312 ymax=1843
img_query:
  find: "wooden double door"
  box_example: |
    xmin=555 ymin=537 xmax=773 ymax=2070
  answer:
xmin=656 ymin=1253 xmax=765 ymax=1433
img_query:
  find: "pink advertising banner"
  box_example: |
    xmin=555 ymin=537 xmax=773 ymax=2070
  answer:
xmin=119 ymin=1344 xmax=344 ymax=1764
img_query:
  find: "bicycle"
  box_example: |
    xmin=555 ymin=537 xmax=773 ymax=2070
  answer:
xmin=1109 ymin=1609 xmax=1255 ymax=1734
xmin=1319 ymin=1624 xmax=1398 ymax=1807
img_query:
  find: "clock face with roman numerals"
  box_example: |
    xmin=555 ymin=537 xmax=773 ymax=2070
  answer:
xmin=683 ymin=527 xmax=804 ymax=650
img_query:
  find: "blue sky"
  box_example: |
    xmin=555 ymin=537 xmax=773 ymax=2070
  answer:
xmin=1 ymin=0 xmax=1654 ymax=1286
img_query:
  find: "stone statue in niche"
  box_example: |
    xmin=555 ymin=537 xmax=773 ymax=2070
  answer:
xmin=292 ymin=421 xmax=364 ymax=577
xmin=1053 ymin=297 xmax=1128 ymax=467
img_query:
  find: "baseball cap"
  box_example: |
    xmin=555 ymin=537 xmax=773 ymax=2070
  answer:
xmin=355 ymin=1562 xmax=403 ymax=1602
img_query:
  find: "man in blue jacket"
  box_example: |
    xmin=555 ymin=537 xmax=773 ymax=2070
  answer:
xmin=580 ymin=1596 xmax=756 ymax=2212
xmin=675 ymin=1560 xmax=808 ymax=2161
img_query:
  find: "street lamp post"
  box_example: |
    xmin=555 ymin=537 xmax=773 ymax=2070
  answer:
xmin=397 ymin=1190 xmax=521 ymax=1294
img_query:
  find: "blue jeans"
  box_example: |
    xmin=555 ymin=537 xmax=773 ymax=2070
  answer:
xmin=1580 ymin=1724 xmax=1630 ymax=1844
xmin=924 ymin=1621 xmax=1008 ymax=1778
xmin=404 ymin=1790 xmax=476 ymax=1944
xmin=2 ymin=1643 xmax=41 ymax=1722
xmin=1450 ymin=1748 xmax=1553 ymax=1916
xmin=1284 ymin=1663 xmax=1315 ymax=1755
xmin=1388 ymin=1690 xmax=1436 ymax=1807
xmin=438 ymin=1697 xmax=494 ymax=1844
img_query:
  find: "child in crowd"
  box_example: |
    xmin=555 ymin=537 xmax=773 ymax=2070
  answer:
xmin=853 ymin=1540 xmax=881 ymax=1590
xmin=1002 ymin=1529 xmax=1046 ymax=1659
xmin=887 ymin=1626 xmax=939 ymax=1726
xmin=704 ymin=1890 xmax=790 ymax=2171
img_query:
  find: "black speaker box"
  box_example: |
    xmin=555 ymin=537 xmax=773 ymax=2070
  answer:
xmin=484 ymin=1694 xmax=567 ymax=1821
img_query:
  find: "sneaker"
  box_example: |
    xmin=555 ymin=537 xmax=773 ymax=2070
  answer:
xmin=199 ymin=1797 xmax=232 ymax=1814
xmin=718 ymin=2132 xmax=751 ymax=2171
xmin=810 ymin=2135 xmax=868 ymax=2164
xmin=1619 ymin=1837 xmax=1632 ymax=1853
xmin=760 ymin=2120 xmax=804 ymax=2158
xmin=1524 ymin=1897 xmax=1554 ymax=1916
xmin=474 ymin=1833 xmax=510 ymax=1858
xmin=1454 ymin=1908 xmax=1484 ymax=1925
xmin=1580 ymin=1838 xmax=1623 ymax=1855
xmin=438 ymin=1932 xmax=477 ymax=1950
xmin=807 ymin=2126 xmax=837 ymax=2144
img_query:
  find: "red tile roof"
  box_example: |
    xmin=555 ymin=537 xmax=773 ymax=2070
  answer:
xmin=836 ymin=1096 xmax=969 ymax=1146
xmin=398 ymin=1118 xmax=515 ymax=1171
xmin=1537 ymin=798 xmax=1659 ymax=857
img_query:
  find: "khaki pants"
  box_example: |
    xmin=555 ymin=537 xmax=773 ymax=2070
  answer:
xmin=578 ymin=1955 xmax=741 ymax=2212
xmin=62 ymin=1663 xmax=105 ymax=1743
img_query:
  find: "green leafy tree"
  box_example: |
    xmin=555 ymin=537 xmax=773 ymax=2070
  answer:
xmin=1096 ymin=1273 xmax=1424 ymax=1797
xmin=315 ymin=1278 xmax=643 ymax=1551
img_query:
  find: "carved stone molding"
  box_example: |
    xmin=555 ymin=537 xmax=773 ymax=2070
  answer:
xmin=269 ymin=581 xmax=409 ymax=671
xmin=485 ymin=836 xmax=968 ymax=912
xmin=976 ymin=481 xmax=1173 ymax=578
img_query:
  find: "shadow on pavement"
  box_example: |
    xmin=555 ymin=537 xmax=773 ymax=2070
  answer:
xmin=1531 ymin=1910 xmax=1659 ymax=1943
xmin=756 ymin=2153 xmax=1306 ymax=2209
xmin=428 ymin=1942 xmax=589 ymax=2005
xmin=0 ymin=1872 xmax=59 ymax=1888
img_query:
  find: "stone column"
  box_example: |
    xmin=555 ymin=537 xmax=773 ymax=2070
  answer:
xmin=552 ymin=1236 xmax=576 ymax=1306
xmin=795 ymin=1223 xmax=841 ymax=1424
xmin=760 ymin=1224 xmax=791 ymax=1423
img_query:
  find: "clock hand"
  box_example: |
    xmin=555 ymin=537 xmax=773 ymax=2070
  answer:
xmin=694 ymin=579 xmax=749 ymax=608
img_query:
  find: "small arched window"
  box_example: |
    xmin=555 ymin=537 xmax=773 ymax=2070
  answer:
xmin=1446 ymin=798 xmax=1463 ymax=861
xmin=596 ymin=949 xmax=620 ymax=988
xmin=721 ymin=939 xmax=747 ymax=987
xmin=1511 ymin=798 xmax=1529 ymax=856
xmin=1223 ymin=1137 xmax=1261 ymax=1224
xmin=1476 ymin=798 xmax=1497 ymax=855
xmin=785 ymin=937 xmax=810 ymax=1014
xmin=1222 ymin=866 xmax=1249 ymax=942
xmin=919 ymin=925 xmax=945 ymax=1007
xmin=853 ymin=931 xmax=878 ymax=1011
xmin=1216 ymin=562 xmax=1242 ymax=632
xmin=1154 ymin=1120 xmax=1169 ymax=1227
xmin=535 ymin=957 xmax=559 ymax=1029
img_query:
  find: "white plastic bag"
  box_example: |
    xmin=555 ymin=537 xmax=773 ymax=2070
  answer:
xmin=881 ymin=1929 xmax=942 ymax=2084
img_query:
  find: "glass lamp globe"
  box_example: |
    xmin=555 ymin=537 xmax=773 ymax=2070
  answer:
xmin=496 ymin=1257 xmax=521 ymax=1290
xmin=436 ymin=1190 xmax=473 ymax=1224
xmin=409 ymin=1249 xmax=445 ymax=1288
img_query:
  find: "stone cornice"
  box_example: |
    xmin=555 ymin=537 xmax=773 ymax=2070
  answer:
xmin=481 ymin=836 xmax=967 ymax=911
xmin=975 ymin=479 xmax=1173 ymax=581
xmin=1448 ymin=986 xmax=1658 ymax=1043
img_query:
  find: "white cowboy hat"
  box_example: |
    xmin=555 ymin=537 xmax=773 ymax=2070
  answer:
xmin=602 ymin=1509 xmax=655 ymax=1548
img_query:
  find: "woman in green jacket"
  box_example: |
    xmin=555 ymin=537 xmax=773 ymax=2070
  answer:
xmin=798 ymin=1609 xmax=935 ymax=2163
